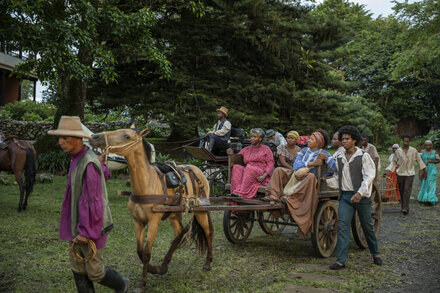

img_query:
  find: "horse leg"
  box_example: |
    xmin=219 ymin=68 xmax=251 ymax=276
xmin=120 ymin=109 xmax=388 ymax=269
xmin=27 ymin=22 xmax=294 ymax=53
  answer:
xmin=152 ymin=214 xmax=184 ymax=275
xmin=138 ymin=218 xmax=160 ymax=289
xmin=195 ymin=212 xmax=214 ymax=272
xmin=14 ymin=170 xmax=25 ymax=212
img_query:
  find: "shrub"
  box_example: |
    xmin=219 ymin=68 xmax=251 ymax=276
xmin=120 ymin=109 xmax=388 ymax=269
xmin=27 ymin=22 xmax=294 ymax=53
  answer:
xmin=426 ymin=130 xmax=440 ymax=148
xmin=36 ymin=151 xmax=70 ymax=174
xmin=0 ymin=100 xmax=56 ymax=121
xmin=34 ymin=135 xmax=60 ymax=154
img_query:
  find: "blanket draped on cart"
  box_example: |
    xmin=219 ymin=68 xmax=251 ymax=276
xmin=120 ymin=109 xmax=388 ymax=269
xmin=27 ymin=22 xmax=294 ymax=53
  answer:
xmin=283 ymin=173 xmax=318 ymax=237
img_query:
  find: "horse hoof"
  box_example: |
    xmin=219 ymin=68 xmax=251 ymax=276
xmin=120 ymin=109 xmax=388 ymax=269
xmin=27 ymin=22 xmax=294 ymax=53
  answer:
xmin=203 ymin=266 xmax=211 ymax=272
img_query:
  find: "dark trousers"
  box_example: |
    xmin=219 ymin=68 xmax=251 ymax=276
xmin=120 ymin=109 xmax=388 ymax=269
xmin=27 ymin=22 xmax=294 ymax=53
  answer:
xmin=199 ymin=135 xmax=228 ymax=154
xmin=397 ymin=175 xmax=414 ymax=212
xmin=336 ymin=191 xmax=379 ymax=264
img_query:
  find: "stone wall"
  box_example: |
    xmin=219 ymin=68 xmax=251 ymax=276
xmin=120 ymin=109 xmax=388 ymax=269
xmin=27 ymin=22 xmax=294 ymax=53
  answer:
xmin=0 ymin=119 xmax=169 ymax=141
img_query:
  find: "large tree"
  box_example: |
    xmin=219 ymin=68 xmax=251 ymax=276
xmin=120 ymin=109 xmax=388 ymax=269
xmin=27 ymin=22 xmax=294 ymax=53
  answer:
xmin=2 ymin=0 xmax=172 ymax=122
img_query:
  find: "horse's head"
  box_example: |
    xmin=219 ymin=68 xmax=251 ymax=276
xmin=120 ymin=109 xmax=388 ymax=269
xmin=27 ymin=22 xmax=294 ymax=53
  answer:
xmin=89 ymin=127 xmax=150 ymax=157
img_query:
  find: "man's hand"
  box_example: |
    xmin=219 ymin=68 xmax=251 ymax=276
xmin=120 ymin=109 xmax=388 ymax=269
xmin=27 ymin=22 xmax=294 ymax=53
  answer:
xmin=350 ymin=193 xmax=362 ymax=204
xmin=98 ymin=155 xmax=105 ymax=163
xmin=317 ymin=152 xmax=328 ymax=161
xmin=206 ymin=132 xmax=213 ymax=137
xmin=226 ymin=148 xmax=234 ymax=155
xmin=74 ymin=235 xmax=89 ymax=244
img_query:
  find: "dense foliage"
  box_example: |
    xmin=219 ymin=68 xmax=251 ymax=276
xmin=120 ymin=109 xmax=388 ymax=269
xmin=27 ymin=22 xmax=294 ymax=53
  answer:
xmin=3 ymin=0 xmax=439 ymax=144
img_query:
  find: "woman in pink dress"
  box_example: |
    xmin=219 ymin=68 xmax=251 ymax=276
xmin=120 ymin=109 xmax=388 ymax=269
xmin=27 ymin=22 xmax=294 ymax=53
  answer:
xmin=229 ymin=128 xmax=274 ymax=198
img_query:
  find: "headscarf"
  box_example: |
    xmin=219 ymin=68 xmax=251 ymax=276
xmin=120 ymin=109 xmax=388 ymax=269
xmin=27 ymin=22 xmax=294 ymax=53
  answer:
xmin=312 ymin=131 xmax=325 ymax=149
xmin=287 ymin=131 xmax=299 ymax=141
xmin=424 ymin=140 xmax=433 ymax=146
xmin=392 ymin=144 xmax=399 ymax=149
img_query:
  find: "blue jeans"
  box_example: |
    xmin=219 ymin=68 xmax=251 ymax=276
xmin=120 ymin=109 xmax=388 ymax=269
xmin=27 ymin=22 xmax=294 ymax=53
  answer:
xmin=336 ymin=191 xmax=379 ymax=264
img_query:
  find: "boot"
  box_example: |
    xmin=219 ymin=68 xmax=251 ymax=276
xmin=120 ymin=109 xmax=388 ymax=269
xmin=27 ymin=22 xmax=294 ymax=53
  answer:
xmin=72 ymin=271 xmax=95 ymax=293
xmin=98 ymin=268 xmax=129 ymax=293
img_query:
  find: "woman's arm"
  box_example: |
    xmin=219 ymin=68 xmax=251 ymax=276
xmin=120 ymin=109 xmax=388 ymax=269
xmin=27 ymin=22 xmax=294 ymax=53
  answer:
xmin=278 ymin=155 xmax=293 ymax=169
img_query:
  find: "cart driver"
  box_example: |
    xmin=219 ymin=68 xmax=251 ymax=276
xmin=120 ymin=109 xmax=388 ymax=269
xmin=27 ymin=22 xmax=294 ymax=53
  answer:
xmin=199 ymin=106 xmax=232 ymax=154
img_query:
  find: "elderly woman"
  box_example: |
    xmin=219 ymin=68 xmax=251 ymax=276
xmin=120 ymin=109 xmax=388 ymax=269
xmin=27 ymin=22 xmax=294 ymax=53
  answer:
xmin=277 ymin=131 xmax=301 ymax=169
xmin=265 ymin=129 xmax=336 ymax=237
xmin=229 ymin=128 xmax=274 ymax=199
xmin=417 ymin=140 xmax=440 ymax=205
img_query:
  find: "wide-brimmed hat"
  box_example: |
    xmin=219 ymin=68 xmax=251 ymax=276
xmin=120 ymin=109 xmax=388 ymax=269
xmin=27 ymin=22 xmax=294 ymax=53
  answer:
xmin=48 ymin=116 xmax=91 ymax=138
xmin=216 ymin=106 xmax=228 ymax=117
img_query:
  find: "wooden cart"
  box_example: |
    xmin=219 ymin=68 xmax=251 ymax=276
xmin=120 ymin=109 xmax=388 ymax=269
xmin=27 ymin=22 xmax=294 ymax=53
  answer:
xmin=148 ymin=152 xmax=383 ymax=258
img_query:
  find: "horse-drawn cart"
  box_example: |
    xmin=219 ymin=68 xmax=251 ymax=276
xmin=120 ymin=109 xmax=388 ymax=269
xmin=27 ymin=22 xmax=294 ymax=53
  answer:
xmin=149 ymin=152 xmax=383 ymax=258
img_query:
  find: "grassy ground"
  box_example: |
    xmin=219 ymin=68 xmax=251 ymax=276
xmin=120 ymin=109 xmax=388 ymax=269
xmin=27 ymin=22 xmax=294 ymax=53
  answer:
xmin=0 ymin=150 xmax=439 ymax=292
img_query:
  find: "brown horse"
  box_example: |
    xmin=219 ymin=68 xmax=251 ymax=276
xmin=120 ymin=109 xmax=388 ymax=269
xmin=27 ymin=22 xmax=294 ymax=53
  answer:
xmin=0 ymin=137 xmax=36 ymax=211
xmin=89 ymin=128 xmax=214 ymax=289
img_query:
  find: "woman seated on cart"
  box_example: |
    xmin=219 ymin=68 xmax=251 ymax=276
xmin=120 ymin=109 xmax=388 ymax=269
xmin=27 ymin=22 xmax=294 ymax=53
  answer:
xmin=265 ymin=129 xmax=337 ymax=236
xmin=228 ymin=128 xmax=274 ymax=199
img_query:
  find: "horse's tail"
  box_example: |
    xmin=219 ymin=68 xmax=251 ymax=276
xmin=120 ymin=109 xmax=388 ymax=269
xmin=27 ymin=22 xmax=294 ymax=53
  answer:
xmin=176 ymin=213 xmax=210 ymax=255
xmin=24 ymin=148 xmax=36 ymax=195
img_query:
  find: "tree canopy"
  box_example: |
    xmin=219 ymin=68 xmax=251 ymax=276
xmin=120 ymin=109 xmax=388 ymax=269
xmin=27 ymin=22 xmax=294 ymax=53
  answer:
xmin=4 ymin=0 xmax=439 ymax=142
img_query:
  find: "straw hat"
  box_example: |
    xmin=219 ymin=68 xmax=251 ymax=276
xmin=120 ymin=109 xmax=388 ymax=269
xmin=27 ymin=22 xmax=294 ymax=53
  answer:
xmin=48 ymin=116 xmax=91 ymax=138
xmin=216 ymin=106 xmax=228 ymax=117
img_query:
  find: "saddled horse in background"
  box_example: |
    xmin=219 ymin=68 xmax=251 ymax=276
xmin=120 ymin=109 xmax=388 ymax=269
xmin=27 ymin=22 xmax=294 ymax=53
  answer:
xmin=89 ymin=127 xmax=214 ymax=289
xmin=0 ymin=137 xmax=36 ymax=211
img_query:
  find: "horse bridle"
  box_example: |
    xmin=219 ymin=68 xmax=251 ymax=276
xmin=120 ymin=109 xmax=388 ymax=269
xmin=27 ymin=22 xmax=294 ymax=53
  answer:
xmin=102 ymin=132 xmax=143 ymax=164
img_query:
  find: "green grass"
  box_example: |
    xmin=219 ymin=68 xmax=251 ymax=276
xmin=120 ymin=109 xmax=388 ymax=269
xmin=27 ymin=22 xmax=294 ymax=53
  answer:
xmin=0 ymin=173 xmax=403 ymax=292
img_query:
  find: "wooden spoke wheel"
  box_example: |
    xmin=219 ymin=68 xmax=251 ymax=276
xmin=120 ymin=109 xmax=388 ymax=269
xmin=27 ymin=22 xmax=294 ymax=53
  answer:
xmin=223 ymin=210 xmax=254 ymax=244
xmin=207 ymin=168 xmax=228 ymax=197
xmin=352 ymin=187 xmax=382 ymax=249
xmin=257 ymin=211 xmax=290 ymax=235
xmin=311 ymin=200 xmax=338 ymax=258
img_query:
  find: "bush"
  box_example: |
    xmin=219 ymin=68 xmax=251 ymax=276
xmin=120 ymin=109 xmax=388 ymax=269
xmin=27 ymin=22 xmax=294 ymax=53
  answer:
xmin=36 ymin=151 xmax=70 ymax=174
xmin=34 ymin=135 xmax=60 ymax=154
xmin=426 ymin=130 xmax=440 ymax=148
xmin=0 ymin=100 xmax=56 ymax=121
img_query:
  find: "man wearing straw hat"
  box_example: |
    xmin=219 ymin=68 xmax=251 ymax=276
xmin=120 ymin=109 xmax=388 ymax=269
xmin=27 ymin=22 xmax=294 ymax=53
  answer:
xmin=199 ymin=106 xmax=232 ymax=153
xmin=48 ymin=116 xmax=129 ymax=292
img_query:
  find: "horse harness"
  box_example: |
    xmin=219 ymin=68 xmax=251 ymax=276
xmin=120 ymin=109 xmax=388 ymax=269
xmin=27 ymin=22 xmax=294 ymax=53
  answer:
xmin=129 ymin=163 xmax=209 ymax=207
xmin=0 ymin=137 xmax=28 ymax=150
xmin=100 ymin=131 xmax=208 ymax=207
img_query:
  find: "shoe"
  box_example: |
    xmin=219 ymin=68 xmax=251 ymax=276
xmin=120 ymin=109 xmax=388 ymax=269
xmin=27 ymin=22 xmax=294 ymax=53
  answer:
xmin=373 ymin=256 xmax=383 ymax=266
xmin=99 ymin=268 xmax=129 ymax=293
xmin=401 ymin=209 xmax=408 ymax=215
xmin=329 ymin=262 xmax=345 ymax=270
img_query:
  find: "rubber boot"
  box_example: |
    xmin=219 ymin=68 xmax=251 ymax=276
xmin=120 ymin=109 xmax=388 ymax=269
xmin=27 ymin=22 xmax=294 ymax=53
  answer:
xmin=98 ymin=268 xmax=129 ymax=293
xmin=72 ymin=271 xmax=95 ymax=293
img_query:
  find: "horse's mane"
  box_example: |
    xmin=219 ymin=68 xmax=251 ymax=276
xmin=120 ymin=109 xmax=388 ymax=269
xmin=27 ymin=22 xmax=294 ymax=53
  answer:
xmin=142 ymin=139 xmax=152 ymax=164
xmin=132 ymin=128 xmax=152 ymax=163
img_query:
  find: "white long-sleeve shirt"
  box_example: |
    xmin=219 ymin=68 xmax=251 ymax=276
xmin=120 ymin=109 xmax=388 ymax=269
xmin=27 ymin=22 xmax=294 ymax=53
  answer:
xmin=386 ymin=146 xmax=426 ymax=176
xmin=336 ymin=147 xmax=376 ymax=198
xmin=208 ymin=119 xmax=231 ymax=137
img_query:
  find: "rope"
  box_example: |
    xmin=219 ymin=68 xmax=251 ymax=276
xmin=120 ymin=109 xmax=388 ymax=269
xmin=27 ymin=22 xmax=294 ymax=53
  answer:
xmin=69 ymin=240 xmax=97 ymax=263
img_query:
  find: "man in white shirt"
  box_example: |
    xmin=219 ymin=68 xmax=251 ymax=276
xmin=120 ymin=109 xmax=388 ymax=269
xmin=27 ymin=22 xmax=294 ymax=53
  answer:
xmin=329 ymin=125 xmax=382 ymax=270
xmin=199 ymin=106 xmax=231 ymax=153
xmin=360 ymin=135 xmax=381 ymax=174
xmin=265 ymin=129 xmax=287 ymax=147
xmin=385 ymin=135 xmax=426 ymax=215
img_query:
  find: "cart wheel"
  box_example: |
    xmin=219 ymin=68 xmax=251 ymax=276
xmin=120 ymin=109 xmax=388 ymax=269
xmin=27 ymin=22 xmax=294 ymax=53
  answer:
xmin=351 ymin=187 xmax=382 ymax=249
xmin=311 ymin=200 xmax=338 ymax=258
xmin=223 ymin=210 xmax=254 ymax=244
xmin=208 ymin=169 xmax=228 ymax=197
xmin=257 ymin=211 xmax=289 ymax=235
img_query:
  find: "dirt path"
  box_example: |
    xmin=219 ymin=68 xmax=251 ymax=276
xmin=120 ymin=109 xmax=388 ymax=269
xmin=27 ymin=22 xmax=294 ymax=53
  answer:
xmin=376 ymin=200 xmax=440 ymax=292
